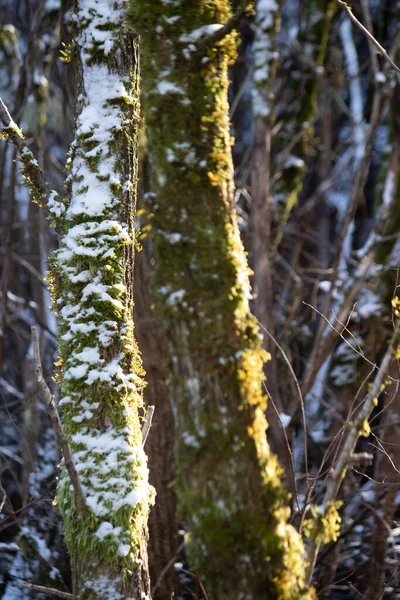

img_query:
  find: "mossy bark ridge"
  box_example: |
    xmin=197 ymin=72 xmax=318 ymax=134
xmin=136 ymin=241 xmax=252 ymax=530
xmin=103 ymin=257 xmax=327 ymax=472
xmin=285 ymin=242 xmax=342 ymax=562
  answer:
xmin=49 ymin=1 xmax=154 ymax=598
xmin=127 ymin=1 xmax=313 ymax=598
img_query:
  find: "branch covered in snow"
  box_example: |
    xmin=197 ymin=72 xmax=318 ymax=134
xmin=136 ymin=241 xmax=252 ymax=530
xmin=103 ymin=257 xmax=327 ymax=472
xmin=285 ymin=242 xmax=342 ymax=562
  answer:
xmin=0 ymin=97 xmax=54 ymax=207
xmin=31 ymin=325 xmax=86 ymax=514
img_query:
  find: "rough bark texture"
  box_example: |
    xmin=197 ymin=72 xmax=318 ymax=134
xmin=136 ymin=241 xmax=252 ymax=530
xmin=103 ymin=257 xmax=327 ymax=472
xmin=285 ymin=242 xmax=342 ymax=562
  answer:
xmin=251 ymin=0 xmax=291 ymax=486
xmin=134 ymin=244 xmax=178 ymax=600
xmin=49 ymin=1 xmax=154 ymax=598
xmin=127 ymin=2 xmax=313 ymax=598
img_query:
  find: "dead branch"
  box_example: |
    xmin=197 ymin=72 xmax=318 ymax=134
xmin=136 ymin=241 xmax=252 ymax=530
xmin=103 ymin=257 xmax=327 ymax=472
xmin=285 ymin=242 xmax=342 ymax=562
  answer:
xmin=20 ymin=581 xmax=73 ymax=599
xmin=30 ymin=325 xmax=86 ymax=513
xmin=336 ymin=0 xmax=400 ymax=76
xmin=348 ymin=452 xmax=374 ymax=466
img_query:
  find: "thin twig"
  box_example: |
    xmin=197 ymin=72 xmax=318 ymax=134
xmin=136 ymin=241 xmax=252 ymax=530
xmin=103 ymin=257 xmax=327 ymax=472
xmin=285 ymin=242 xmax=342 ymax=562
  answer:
xmin=263 ymin=381 xmax=301 ymax=513
xmin=336 ymin=0 xmax=400 ymax=76
xmin=360 ymin=0 xmax=379 ymax=77
xmin=142 ymin=404 xmax=155 ymax=447
xmin=151 ymin=542 xmax=185 ymax=595
xmin=20 ymin=581 xmax=73 ymax=599
xmin=258 ymin=321 xmax=310 ymax=488
xmin=31 ymin=325 xmax=86 ymax=513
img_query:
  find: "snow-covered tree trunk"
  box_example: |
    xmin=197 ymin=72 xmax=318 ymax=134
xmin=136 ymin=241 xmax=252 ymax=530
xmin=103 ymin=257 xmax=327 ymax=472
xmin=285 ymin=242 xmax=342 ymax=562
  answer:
xmin=49 ymin=1 xmax=154 ymax=598
xmin=127 ymin=1 xmax=312 ymax=598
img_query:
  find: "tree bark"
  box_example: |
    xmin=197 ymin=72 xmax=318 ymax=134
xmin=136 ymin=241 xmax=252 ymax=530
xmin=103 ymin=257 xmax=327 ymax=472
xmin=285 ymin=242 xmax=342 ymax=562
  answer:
xmin=134 ymin=244 xmax=177 ymax=600
xmin=49 ymin=2 xmax=153 ymax=598
xmin=127 ymin=2 xmax=313 ymax=598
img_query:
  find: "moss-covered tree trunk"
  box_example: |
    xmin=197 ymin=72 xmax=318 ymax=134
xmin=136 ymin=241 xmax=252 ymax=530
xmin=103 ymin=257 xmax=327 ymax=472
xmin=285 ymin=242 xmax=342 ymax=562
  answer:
xmin=49 ymin=1 xmax=154 ymax=598
xmin=128 ymin=2 xmax=312 ymax=598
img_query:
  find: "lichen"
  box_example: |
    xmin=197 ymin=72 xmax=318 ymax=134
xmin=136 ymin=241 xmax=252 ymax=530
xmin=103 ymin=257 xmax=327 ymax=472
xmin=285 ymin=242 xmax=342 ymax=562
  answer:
xmin=304 ymin=502 xmax=342 ymax=545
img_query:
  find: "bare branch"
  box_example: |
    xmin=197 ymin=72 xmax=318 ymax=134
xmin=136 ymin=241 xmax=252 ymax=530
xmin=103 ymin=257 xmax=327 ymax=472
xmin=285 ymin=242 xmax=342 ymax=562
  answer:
xmin=30 ymin=326 xmax=86 ymax=513
xmin=0 ymin=96 xmax=53 ymax=206
xmin=19 ymin=581 xmax=73 ymax=599
xmin=305 ymin=319 xmax=400 ymax=584
xmin=360 ymin=0 xmax=379 ymax=77
xmin=348 ymin=452 xmax=374 ymax=466
xmin=142 ymin=404 xmax=155 ymax=447
xmin=0 ymin=482 xmax=7 ymax=512
xmin=336 ymin=0 xmax=400 ymax=76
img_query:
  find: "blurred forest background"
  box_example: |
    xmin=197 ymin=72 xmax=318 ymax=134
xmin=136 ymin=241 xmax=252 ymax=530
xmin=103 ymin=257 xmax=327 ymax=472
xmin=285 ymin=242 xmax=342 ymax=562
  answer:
xmin=1 ymin=0 xmax=400 ymax=598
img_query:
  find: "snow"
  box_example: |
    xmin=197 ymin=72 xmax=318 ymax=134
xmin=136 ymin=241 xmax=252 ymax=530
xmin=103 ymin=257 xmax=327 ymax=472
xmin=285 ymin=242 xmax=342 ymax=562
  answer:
xmin=354 ymin=288 xmax=382 ymax=320
xmin=284 ymin=155 xmax=305 ymax=169
xmin=279 ymin=413 xmax=291 ymax=428
xmin=45 ymin=0 xmax=61 ymax=10
xmin=360 ymin=489 xmax=376 ymax=503
xmin=164 ymin=15 xmax=180 ymax=24
xmin=20 ymin=527 xmax=51 ymax=561
xmin=118 ymin=543 xmax=130 ymax=557
xmin=319 ymin=280 xmax=331 ymax=293
xmin=95 ymin=521 xmax=122 ymax=541
xmin=73 ymin=346 xmax=101 ymax=364
xmin=339 ymin=18 xmax=366 ymax=165
xmin=375 ymin=71 xmax=386 ymax=83
xmin=165 ymin=232 xmax=182 ymax=243
xmin=167 ymin=289 xmax=186 ymax=306
xmin=53 ymin=0 xmax=155 ymax=569
xmin=156 ymin=81 xmax=184 ymax=95
xmin=70 ymin=426 xmax=151 ymax=518
xmin=383 ymin=169 xmax=396 ymax=206
xmin=252 ymin=0 xmax=279 ymax=118
xmin=180 ymin=24 xmax=223 ymax=44
xmin=388 ymin=238 xmax=400 ymax=267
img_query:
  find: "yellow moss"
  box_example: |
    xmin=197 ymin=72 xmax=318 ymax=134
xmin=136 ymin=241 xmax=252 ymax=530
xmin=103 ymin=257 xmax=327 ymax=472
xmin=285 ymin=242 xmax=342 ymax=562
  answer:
xmin=360 ymin=418 xmax=371 ymax=438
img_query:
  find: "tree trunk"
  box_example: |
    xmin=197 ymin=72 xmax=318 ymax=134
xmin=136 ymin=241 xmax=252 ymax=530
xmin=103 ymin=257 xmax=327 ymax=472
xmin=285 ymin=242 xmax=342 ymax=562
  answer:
xmin=134 ymin=243 xmax=178 ymax=600
xmin=127 ymin=2 xmax=313 ymax=598
xmin=49 ymin=1 xmax=153 ymax=597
